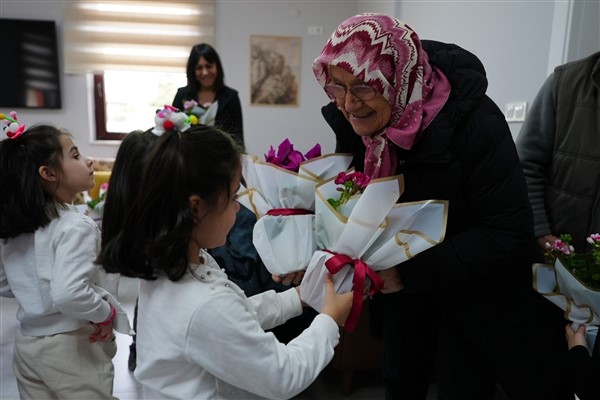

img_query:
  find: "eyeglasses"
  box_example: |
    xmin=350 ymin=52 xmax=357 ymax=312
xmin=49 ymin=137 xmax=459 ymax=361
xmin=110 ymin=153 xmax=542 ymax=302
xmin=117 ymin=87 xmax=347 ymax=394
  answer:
xmin=324 ymin=83 xmax=376 ymax=101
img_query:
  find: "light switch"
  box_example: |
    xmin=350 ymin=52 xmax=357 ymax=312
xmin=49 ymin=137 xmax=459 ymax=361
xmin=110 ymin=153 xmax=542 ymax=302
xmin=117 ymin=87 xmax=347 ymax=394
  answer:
xmin=307 ymin=26 xmax=323 ymax=35
xmin=505 ymin=101 xmax=527 ymax=122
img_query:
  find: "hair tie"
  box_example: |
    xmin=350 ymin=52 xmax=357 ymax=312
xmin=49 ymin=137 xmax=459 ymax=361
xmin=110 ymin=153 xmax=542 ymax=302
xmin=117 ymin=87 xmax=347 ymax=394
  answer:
xmin=0 ymin=111 xmax=26 ymax=139
xmin=152 ymin=105 xmax=193 ymax=136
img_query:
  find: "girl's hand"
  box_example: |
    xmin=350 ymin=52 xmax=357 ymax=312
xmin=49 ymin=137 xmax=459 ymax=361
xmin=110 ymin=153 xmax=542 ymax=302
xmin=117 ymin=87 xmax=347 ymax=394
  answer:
xmin=321 ymin=273 xmax=353 ymax=326
xmin=89 ymin=323 xmax=113 ymax=343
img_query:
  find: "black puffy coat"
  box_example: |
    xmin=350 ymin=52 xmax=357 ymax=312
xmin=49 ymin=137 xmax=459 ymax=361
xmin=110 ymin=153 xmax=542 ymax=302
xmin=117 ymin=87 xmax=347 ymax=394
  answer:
xmin=323 ymin=40 xmax=570 ymax=398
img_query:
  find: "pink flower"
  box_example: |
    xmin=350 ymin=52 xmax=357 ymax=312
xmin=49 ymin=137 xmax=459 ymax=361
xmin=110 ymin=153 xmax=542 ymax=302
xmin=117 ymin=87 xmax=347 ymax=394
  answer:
xmin=328 ymin=171 xmax=370 ymax=209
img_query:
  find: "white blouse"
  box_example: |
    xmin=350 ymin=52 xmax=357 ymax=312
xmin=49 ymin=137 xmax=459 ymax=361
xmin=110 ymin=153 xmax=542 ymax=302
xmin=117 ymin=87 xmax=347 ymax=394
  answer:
xmin=135 ymin=252 xmax=340 ymax=400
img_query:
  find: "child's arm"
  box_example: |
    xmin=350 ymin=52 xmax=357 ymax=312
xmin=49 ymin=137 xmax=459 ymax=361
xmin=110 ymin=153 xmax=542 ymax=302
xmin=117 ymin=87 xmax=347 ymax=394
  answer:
xmin=187 ymin=290 xmax=341 ymax=399
xmin=50 ymin=214 xmax=112 ymax=324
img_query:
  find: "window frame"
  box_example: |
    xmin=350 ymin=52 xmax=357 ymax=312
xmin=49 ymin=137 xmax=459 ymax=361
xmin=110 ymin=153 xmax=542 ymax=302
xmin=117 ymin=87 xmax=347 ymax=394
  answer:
xmin=93 ymin=74 xmax=127 ymax=140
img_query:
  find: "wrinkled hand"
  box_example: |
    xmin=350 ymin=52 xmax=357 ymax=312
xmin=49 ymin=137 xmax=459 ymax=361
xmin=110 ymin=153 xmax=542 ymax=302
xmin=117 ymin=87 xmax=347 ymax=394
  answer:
xmin=321 ymin=273 xmax=353 ymax=326
xmin=89 ymin=322 xmax=113 ymax=343
xmin=377 ymin=267 xmax=404 ymax=294
xmin=565 ymin=323 xmax=588 ymax=351
xmin=272 ymin=271 xmax=304 ymax=286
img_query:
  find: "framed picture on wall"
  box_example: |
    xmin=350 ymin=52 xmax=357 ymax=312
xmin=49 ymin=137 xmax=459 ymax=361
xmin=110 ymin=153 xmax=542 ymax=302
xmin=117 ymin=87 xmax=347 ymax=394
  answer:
xmin=250 ymin=35 xmax=301 ymax=106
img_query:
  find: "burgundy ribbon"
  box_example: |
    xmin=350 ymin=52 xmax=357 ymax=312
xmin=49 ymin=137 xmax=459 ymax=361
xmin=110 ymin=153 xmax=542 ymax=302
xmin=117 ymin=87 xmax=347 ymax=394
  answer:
xmin=266 ymin=208 xmax=313 ymax=216
xmin=324 ymin=250 xmax=384 ymax=332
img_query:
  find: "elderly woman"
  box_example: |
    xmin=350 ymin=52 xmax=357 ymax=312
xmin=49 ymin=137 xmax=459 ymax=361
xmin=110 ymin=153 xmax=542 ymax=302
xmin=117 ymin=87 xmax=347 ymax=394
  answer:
xmin=313 ymin=14 xmax=572 ymax=400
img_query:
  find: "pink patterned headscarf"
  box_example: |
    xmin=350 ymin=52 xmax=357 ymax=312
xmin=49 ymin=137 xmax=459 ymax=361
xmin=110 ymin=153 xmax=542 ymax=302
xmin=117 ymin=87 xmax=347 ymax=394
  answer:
xmin=313 ymin=13 xmax=451 ymax=178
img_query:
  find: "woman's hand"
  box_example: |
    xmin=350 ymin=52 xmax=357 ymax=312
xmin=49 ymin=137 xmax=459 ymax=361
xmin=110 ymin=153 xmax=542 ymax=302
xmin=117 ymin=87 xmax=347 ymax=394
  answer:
xmin=377 ymin=267 xmax=404 ymax=294
xmin=537 ymin=234 xmax=559 ymax=254
xmin=565 ymin=323 xmax=588 ymax=350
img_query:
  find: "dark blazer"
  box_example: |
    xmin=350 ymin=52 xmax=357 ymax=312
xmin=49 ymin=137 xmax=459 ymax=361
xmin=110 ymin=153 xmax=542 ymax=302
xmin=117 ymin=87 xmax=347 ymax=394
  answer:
xmin=172 ymin=85 xmax=244 ymax=146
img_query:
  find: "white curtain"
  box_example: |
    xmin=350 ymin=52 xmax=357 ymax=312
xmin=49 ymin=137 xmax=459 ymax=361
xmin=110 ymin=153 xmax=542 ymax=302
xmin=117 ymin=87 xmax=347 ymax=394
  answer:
xmin=63 ymin=0 xmax=215 ymax=73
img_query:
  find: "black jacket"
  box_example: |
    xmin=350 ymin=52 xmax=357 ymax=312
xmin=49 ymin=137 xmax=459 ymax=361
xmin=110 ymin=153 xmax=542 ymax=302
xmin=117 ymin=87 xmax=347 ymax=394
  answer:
xmin=323 ymin=40 xmax=569 ymax=398
xmin=173 ymin=85 xmax=244 ymax=146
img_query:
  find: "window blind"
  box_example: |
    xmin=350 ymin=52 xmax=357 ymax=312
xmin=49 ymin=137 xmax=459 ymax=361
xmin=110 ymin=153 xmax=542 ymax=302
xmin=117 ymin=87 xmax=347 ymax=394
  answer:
xmin=63 ymin=0 xmax=214 ymax=73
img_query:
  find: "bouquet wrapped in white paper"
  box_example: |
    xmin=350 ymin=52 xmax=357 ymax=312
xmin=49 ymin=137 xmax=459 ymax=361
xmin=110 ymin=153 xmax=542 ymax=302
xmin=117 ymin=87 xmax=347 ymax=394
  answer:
xmin=533 ymin=233 xmax=600 ymax=350
xmin=236 ymin=152 xmax=353 ymax=276
xmin=533 ymin=260 xmax=600 ymax=326
xmin=300 ymin=174 xmax=448 ymax=331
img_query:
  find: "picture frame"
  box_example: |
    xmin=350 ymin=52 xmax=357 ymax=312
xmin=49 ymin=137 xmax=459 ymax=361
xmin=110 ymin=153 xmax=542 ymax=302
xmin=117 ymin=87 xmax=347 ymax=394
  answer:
xmin=250 ymin=35 xmax=301 ymax=106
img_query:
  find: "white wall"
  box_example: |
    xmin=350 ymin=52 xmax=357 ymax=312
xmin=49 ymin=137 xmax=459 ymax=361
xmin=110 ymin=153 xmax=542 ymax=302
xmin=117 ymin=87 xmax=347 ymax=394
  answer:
xmin=214 ymin=1 xmax=358 ymax=157
xmin=396 ymin=1 xmax=556 ymax=140
xmin=1 ymin=1 xmax=596 ymax=158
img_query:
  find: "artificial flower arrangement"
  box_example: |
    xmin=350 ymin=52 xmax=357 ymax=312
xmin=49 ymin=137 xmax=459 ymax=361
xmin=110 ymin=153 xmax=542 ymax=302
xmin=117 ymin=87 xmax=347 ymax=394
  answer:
xmin=182 ymin=99 xmax=218 ymax=127
xmin=533 ymin=233 xmax=600 ymax=327
xmin=235 ymin=139 xmax=353 ymax=276
xmin=0 ymin=111 xmax=26 ymax=139
xmin=299 ymin=172 xmax=449 ymax=331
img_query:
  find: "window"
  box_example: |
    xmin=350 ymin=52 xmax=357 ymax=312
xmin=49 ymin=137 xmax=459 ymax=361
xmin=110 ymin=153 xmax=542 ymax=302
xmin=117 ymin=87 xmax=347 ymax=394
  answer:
xmin=93 ymin=71 xmax=185 ymax=140
xmin=63 ymin=0 xmax=214 ymax=140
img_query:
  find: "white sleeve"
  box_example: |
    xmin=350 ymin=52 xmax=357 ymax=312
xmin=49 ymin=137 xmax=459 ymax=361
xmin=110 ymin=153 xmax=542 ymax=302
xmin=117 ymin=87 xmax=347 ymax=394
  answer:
xmin=186 ymin=291 xmax=339 ymax=399
xmin=247 ymin=288 xmax=303 ymax=330
xmin=0 ymin=258 xmax=14 ymax=297
xmin=50 ymin=215 xmax=111 ymax=323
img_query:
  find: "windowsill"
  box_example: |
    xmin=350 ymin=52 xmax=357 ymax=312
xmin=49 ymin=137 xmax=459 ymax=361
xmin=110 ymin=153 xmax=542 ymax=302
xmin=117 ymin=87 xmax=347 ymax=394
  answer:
xmin=88 ymin=139 xmax=122 ymax=146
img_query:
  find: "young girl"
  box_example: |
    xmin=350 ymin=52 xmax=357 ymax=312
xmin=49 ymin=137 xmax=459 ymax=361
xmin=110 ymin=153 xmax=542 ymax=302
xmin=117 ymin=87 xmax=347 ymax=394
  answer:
xmin=98 ymin=128 xmax=159 ymax=371
xmin=0 ymin=117 xmax=129 ymax=399
xmin=99 ymin=108 xmax=354 ymax=400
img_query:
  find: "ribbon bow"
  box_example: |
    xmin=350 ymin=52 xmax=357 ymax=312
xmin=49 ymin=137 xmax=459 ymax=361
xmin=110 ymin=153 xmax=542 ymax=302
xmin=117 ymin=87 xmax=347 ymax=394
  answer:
xmin=324 ymin=251 xmax=384 ymax=332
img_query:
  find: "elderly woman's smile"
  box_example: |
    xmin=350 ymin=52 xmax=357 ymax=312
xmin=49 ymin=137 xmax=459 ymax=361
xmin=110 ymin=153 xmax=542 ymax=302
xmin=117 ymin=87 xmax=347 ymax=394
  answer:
xmin=329 ymin=65 xmax=391 ymax=137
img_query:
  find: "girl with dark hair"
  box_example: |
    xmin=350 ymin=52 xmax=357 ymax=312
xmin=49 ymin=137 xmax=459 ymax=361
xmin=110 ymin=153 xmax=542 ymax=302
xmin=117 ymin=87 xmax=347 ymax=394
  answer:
xmin=0 ymin=116 xmax=126 ymax=399
xmin=98 ymin=128 xmax=159 ymax=372
xmin=172 ymin=43 xmax=244 ymax=145
xmin=99 ymin=107 xmax=353 ymax=400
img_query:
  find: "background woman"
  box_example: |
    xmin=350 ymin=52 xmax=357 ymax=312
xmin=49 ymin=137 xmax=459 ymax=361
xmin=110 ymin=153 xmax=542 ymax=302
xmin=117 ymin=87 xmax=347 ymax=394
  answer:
xmin=313 ymin=13 xmax=572 ymax=400
xmin=172 ymin=43 xmax=243 ymax=145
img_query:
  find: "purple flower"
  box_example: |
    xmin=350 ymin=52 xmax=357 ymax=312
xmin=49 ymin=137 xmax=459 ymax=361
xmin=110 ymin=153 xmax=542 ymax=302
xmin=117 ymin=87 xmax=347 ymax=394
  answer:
xmin=264 ymin=139 xmax=321 ymax=172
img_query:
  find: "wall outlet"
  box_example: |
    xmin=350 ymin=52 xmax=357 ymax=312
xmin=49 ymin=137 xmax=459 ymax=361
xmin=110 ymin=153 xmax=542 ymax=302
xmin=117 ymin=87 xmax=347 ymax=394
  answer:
xmin=505 ymin=101 xmax=528 ymax=122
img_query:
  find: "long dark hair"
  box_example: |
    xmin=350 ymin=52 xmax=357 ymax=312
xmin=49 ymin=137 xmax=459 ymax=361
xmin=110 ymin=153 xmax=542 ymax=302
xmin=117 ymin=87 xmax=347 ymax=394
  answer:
xmin=185 ymin=43 xmax=225 ymax=94
xmin=99 ymin=129 xmax=158 ymax=252
xmin=100 ymin=125 xmax=241 ymax=281
xmin=0 ymin=125 xmax=68 ymax=239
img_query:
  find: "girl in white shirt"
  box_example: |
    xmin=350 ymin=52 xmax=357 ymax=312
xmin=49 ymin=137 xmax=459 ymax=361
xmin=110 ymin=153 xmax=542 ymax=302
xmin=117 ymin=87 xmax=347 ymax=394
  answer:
xmin=0 ymin=117 xmax=126 ymax=399
xmin=99 ymin=107 xmax=354 ymax=400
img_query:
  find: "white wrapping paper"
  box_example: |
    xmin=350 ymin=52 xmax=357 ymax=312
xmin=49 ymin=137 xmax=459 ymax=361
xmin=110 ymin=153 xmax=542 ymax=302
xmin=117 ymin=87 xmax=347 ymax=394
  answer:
xmin=533 ymin=260 xmax=600 ymax=326
xmin=236 ymin=153 xmax=353 ymax=275
xmin=300 ymin=175 xmax=448 ymax=316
